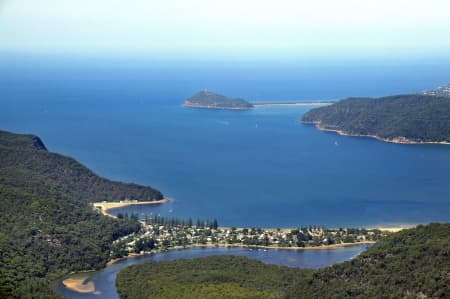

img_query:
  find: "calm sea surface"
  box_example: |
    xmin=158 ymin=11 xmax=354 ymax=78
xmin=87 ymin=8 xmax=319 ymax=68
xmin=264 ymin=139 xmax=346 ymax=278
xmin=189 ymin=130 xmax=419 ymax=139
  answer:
xmin=1 ymin=60 xmax=450 ymax=227
xmin=3 ymin=59 xmax=450 ymax=298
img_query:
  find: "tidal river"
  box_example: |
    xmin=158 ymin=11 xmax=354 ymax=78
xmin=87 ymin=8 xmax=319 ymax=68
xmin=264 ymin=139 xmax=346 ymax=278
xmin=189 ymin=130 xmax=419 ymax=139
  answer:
xmin=56 ymin=244 xmax=370 ymax=298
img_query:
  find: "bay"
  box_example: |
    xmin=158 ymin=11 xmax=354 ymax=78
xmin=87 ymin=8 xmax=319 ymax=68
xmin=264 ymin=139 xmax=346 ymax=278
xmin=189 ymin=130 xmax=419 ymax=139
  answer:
xmin=1 ymin=61 xmax=450 ymax=227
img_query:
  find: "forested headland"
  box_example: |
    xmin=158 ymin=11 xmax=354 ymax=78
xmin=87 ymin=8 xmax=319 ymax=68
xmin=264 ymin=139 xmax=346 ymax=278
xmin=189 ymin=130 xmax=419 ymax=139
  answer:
xmin=0 ymin=130 xmax=163 ymax=298
xmin=301 ymin=94 xmax=450 ymax=144
xmin=117 ymin=223 xmax=450 ymax=298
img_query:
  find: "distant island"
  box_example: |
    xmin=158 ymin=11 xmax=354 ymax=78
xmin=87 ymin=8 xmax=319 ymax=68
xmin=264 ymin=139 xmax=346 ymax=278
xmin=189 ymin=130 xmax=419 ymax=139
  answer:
xmin=183 ymin=90 xmax=254 ymax=110
xmin=183 ymin=90 xmax=336 ymax=109
xmin=301 ymin=94 xmax=450 ymax=144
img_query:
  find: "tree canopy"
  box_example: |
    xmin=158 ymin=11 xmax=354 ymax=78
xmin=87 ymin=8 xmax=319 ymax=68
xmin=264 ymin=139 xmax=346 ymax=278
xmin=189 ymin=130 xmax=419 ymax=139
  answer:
xmin=302 ymin=94 xmax=450 ymax=143
xmin=0 ymin=130 xmax=162 ymax=298
xmin=184 ymin=90 xmax=253 ymax=109
xmin=117 ymin=223 xmax=450 ymax=299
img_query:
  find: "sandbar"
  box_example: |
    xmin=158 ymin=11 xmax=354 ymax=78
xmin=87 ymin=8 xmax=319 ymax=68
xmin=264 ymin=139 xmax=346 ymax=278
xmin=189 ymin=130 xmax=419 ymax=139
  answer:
xmin=93 ymin=199 xmax=168 ymax=218
xmin=62 ymin=273 xmax=98 ymax=294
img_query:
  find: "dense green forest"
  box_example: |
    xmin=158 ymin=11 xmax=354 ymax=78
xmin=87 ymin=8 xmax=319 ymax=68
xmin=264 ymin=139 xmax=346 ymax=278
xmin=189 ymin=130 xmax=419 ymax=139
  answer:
xmin=184 ymin=90 xmax=254 ymax=109
xmin=301 ymin=94 xmax=450 ymax=143
xmin=117 ymin=223 xmax=450 ymax=299
xmin=0 ymin=130 xmax=163 ymax=298
xmin=0 ymin=131 xmax=162 ymax=202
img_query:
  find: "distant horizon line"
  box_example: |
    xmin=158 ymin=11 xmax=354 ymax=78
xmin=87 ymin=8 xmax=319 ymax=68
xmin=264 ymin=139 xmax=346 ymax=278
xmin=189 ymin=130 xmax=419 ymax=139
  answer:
xmin=2 ymin=50 xmax=450 ymax=66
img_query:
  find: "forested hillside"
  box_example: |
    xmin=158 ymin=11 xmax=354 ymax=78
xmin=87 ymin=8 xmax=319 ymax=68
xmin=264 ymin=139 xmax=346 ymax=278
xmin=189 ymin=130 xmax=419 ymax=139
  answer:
xmin=184 ymin=90 xmax=254 ymax=109
xmin=0 ymin=130 xmax=163 ymax=202
xmin=117 ymin=223 xmax=450 ymax=299
xmin=0 ymin=130 xmax=163 ymax=298
xmin=301 ymin=94 xmax=450 ymax=143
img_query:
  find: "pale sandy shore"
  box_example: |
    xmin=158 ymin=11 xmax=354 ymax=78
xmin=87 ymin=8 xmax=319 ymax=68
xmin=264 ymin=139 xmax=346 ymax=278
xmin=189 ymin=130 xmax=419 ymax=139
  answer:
xmin=219 ymin=225 xmax=412 ymax=233
xmin=106 ymin=252 xmax=143 ymax=266
xmin=368 ymin=225 xmax=416 ymax=233
xmin=62 ymin=272 xmax=99 ymax=294
xmin=93 ymin=199 xmax=168 ymax=218
xmin=303 ymin=121 xmax=450 ymax=145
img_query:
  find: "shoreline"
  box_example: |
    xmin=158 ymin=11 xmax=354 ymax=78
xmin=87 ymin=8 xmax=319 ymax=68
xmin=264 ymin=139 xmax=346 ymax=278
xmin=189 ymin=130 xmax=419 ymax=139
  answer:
xmin=183 ymin=103 xmax=253 ymax=110
xmin=183 ymin=101 xmax=334 ymax=109
xmin=104 ymin=241 xmax=377 ymax=267
xmin=61 ymin=272 xmax=99 ymax=294
xmin=73 ymin=200 xmax=414 ymax=294
xmin=61 ymin=241 xmax=375 ymax=294
xmin=93 ymin=199 xmax=169 ymax=218
xmin=302 ymin=121 xmax=450 ymax=145
xmin=368 ymin=225 xmax=416 ymax=233
xmin=62 ymin=224 xmax=412 ymax=294
xmin=253 ymin=102 xmax=333 ymax=107
xmin=192 ymin=241 xmax=375 ymax=251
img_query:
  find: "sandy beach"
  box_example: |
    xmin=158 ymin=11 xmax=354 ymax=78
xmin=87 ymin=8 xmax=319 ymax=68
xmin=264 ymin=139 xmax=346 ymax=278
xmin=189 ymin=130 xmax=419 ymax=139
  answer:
xmin=253 ymin=102 xmax=333 ymax=107
xmin=369 ymin=224 xmax=416 ymax=233
xmin=62 ymin=272 xmax=99 ymax=294
xmin=93 ymin=199 xmax=168 ymax=218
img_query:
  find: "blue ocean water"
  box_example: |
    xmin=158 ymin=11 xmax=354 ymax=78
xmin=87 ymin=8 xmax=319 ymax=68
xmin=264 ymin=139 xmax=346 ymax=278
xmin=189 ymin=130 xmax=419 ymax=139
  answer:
xmin=1 ymin=59 xmax=450 ymax=227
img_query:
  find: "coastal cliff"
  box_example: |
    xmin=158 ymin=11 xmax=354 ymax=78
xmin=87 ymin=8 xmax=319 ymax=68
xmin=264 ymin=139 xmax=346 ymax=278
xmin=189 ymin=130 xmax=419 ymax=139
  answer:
xmin=184 ymin=90 xmax=254 ymax=110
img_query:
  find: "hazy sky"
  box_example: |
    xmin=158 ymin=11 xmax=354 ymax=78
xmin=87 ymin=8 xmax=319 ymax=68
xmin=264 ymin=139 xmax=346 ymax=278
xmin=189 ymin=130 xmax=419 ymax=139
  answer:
xmin=1 ymin=0 xmax=450 ymax=61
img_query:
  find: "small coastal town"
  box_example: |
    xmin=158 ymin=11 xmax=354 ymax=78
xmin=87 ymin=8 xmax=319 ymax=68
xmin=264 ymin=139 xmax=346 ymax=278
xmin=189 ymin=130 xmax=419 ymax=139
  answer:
xmin=108 ymin=213 xmax=390 ymax=259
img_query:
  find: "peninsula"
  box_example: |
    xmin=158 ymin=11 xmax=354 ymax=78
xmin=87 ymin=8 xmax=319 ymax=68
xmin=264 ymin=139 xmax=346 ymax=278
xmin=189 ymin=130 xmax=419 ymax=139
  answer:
xmin=0 ymin=130 xmax=163 ymax=298
xmin=301 ymin=94 xmax=450 ymax=144
xmin=183 ymin=90 xmax=254 ymax=110
xmin=93 ymin=199 xmax=169 ymax=218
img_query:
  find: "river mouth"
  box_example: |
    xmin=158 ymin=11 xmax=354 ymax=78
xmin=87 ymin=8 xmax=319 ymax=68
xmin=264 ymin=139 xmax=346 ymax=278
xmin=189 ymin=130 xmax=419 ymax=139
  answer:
xmin=56 ymin=244 xmax=370 ymax=299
